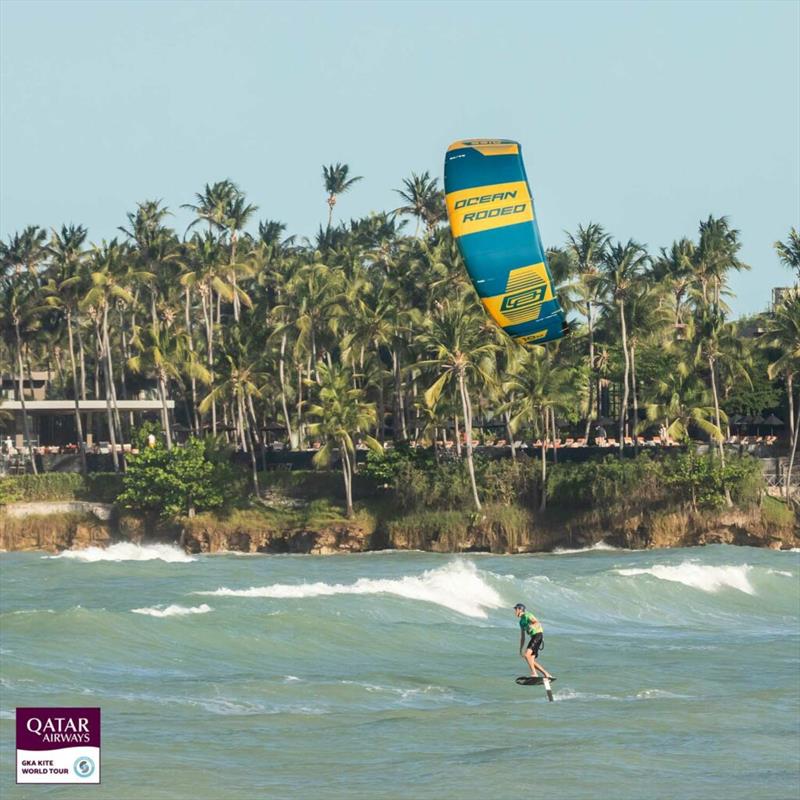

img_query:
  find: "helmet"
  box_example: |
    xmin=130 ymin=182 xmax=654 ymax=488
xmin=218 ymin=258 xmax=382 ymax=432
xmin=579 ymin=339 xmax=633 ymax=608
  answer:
xmin=513 ymin=603 xmax=526 ymax=611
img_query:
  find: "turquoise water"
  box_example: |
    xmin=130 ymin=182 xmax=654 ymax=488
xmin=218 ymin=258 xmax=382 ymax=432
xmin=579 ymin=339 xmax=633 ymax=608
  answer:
xmin=1 ymin=543 xmax=799 ymax=800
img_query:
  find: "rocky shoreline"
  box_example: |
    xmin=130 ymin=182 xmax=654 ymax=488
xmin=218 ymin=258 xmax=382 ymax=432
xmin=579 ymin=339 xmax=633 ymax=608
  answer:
xmin=1 ymin=501 xmax=796 ymax=555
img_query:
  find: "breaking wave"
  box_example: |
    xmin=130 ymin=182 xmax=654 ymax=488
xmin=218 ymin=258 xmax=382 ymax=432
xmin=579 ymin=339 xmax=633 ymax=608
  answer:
xmin=615 ymin=562 xmax=755 ymax=594
xmin=52 ymin=542 xmax=195 ymax=563
xmin=131 ymin=604 xmax=212 ymax=618
xmin=196 ymin=560 xmax=504 ymax=618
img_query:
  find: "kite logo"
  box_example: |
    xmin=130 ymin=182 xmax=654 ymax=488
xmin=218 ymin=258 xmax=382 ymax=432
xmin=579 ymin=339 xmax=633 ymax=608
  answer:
xmin=501 ymin=285 xmax=547 ymax=313
xmin=462 ymin=203 xmax=526 ymax=223
xmin=454 ymin=190 xmax=518 ymax=209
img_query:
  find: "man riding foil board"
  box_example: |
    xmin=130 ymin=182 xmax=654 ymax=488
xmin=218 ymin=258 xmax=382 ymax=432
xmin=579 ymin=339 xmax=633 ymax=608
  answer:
xmin=514 ymin=603 xmax=555 ymax=681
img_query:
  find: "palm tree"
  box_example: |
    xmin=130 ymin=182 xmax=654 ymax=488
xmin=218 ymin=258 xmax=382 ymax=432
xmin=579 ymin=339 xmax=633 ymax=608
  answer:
xmin=0 ymin=273 xmax=42 ymax=473
xmin=82 ymin=240 xmax=136 ymax=472
xmin=600 ymin=239 xmax=650 ymax=453
xmin=692 ymin=305 xmax=748 ymax=495
xmin=775 ymin=227 xmax=800 ymax=283
xmin=418 ymin=294 xmax=497 ymax=511
xmin=395 ymin=171 xmax=445 ymax=237
xmin=44 ymin=224 xmax=90 ymax=474
xmin=565 ymin=223 xmax=609 ymax=439
xmin=503 ymin=347 xmax=573 ymax=510
xmin=764 ymin=293 xmax=800 ymax=498
xmin=129 ymin=321 xmax=210 ymax=451
xmin=653 ymin=238 xmax=696 ymax=330
xmin=182 ymin=180 xmax=237 ymax=234
xmin=306 ymin=361 xmax=382 ymax=517
xmin=0 ymin=225 xmax=48 ymax=277
xmin=322 ymin=163 xmax=362 ymax=228
xmin=695 ymin=215 xmax=748 ymax=306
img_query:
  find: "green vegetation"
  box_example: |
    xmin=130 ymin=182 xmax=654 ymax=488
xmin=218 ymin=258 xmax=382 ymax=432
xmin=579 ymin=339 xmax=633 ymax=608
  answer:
xmin=761 ymin=495 xmax=796 ymax=528
xmin=0 ymin=473 xmax=123 ymax=504
xmin=1 ymin=173 xmax=797 ymax=517
xmin=117 ymin=438 xmax=233 ymax=519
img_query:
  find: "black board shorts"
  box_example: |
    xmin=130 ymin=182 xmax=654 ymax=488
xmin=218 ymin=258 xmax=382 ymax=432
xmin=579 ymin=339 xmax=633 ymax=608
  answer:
xmin=526 ymin=633 xmax=543 ymax=656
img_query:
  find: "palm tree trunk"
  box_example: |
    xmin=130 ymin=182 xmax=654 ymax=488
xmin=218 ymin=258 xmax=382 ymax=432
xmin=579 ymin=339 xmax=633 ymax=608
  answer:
xmin=102 ymin=305 xmax=124 ymax=450
xmin=158 ymin=371 xmax=173 ymax=449
xmin=708 ymin=355 xmax=732 ymax=507
xmin=618 ymin=299 xmax=630 ymax=458
xmin=551 ymin=406 xmax=558 ymax=464
xmin=631 ymin=342 xmax=639 ymax=455
xmin=201 ymin=290 xmax=216 ymax=435
xmin=340 ymin=437 xmax=354 ymax=517
xmin=504 ymin=410 xmax=516 ymax=461
xmin=296 ymin=363 xmax=305 ymax=449
xmin=454 ymin=414 xmax=462 ymax=457
xmin=14 ymin=321 xmax=37 ymax=474
xmin=458 ymin=370 xmax=481 ymax=511
xmin=96 ymin=320 xmax=119 ymax=473
xmin=184 ymin=288 xmax=199 ymax=433
xmin=787 ymin=372 xmax=795 ymax=446
xmin=539 ymin=410 xmax=547 ymax=512
xmin=65 ymin=309 xmax=87 ymax=475
xmin=584 ymin=302 xmax=595 ymax=441
xmin=785 ymin=389 xmax=799 ymax=502
xmin=278 ymin=331 xmax=295 ymax=448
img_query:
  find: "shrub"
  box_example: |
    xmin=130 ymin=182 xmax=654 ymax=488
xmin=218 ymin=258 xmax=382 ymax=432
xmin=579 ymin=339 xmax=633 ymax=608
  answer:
xmin=118 ymin=438 xmax=231 ymax=519
xmin=0 ymin=473 xmax=125 ymax=504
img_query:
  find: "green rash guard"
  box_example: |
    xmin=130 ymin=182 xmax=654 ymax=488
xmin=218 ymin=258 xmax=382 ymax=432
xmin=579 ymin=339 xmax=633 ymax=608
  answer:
xmin=519 ymin=611 xmax=543 ymax=636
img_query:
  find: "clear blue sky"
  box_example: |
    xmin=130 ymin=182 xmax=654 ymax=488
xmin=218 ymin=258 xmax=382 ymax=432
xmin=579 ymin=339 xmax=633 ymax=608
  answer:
xmin=1 ymin=0 xmax=798 ymax=316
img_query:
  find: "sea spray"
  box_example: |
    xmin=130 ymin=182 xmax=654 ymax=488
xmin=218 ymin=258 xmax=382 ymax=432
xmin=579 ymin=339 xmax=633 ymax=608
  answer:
xmin=51 ymin=542 xmax=195 ymax=563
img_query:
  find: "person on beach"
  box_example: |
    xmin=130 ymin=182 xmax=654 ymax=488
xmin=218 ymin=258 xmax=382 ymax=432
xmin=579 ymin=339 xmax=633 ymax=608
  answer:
xmin=514 ymin=603 xmax=554 ymax=679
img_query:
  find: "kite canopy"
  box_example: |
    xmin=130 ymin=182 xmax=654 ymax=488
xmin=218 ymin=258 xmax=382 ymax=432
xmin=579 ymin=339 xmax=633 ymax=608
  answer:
xmin=444 ymin=139 xmax=568 ymax=345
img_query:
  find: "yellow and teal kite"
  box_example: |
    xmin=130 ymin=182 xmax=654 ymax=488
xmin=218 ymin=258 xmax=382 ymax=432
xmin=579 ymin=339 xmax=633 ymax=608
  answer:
xmin=444 ymin=139 xmax=568 ymax=345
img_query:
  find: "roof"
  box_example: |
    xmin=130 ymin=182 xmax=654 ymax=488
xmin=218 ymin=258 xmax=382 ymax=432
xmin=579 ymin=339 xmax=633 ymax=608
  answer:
xmin=0 ymin=400 xmax=174 ymax=412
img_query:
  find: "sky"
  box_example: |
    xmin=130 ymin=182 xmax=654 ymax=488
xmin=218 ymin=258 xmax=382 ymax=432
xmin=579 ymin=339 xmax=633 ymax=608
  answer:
xmin=1 ymin=0 xmax=798 ymax=317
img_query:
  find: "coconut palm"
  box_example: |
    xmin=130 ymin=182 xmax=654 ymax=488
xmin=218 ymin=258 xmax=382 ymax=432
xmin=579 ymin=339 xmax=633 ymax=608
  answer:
xmin=599 ymin=239 xmax=650 ymax=453
xmin=764 ymin=293 xmax=800 ymax=498
xmin=565 ymin=223 xmax=610 ymax=439
xmin=417 ymin=293 xmax=498 ymax=511
xmin=395 ymin=171 xmax=445 ymax=237
xmin=0 ymin=273 xmax=43 ymax=472
xmin=695 ymin=215 xmax=748 ymax=306
xmin=775 ymin=227 xmax=800 ymax=283
xmin=306 ymin=361 xmax=382 ymax=517
xmin=44 ymin=224 xmax=90 ymax=473
xmin=322 ymin=163 xmax=362 ymax=228
xmin=502 ymin=346 xmax=573 ymax=510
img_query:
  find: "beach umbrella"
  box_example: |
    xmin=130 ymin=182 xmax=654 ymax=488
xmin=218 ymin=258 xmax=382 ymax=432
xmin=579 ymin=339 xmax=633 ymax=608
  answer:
xmin=763 ymin=414 xmax=783 ymax=434
xmin=751 ymin=414 xmax=765 ymax=435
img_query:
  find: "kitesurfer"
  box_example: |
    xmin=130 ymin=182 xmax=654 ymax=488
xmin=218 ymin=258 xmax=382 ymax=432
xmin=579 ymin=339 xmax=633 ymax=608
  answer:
xmin=513 ymin=603 xmax=554 ymax=680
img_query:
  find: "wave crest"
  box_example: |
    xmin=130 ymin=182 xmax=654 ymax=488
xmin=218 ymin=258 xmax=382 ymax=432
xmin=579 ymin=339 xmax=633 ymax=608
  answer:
xmin=197 ymin=560 xmax=504 ymax=618
xmin=132 ymin=604 xmax=212 ymax=617
xmin=616 ymin=562 xmax=755 ymax=594
xmin=52 ymin=543 xmax=195 ymax=563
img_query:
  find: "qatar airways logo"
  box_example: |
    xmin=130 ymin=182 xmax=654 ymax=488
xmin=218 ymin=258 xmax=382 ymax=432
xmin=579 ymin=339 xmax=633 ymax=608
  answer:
xmin=25 ymin=716 xmax=91 ymax=744
xmin=17 ymin=707 xmax=101 ymax=785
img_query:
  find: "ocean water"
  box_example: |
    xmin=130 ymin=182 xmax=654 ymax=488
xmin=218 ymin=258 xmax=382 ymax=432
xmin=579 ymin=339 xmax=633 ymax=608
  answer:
xmin=1 ymin=543 xmax=798 ymax=800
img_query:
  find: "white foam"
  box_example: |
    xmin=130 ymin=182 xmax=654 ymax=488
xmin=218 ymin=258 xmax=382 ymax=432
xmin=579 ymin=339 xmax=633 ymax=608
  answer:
xmin=52 ymin=542 xmax=195 ymax=563
xmin=132 ymin=603 xmax=212 ymax=618
xmin=551 ymin=541 xmax=620 ymax=555
xmin=616 ymin=562 xmax=755 ymax=594
xmin=197 ymin=560 xmax=505 ymax=618
xmin=768 ymin=569 xmax=793 ymax=577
